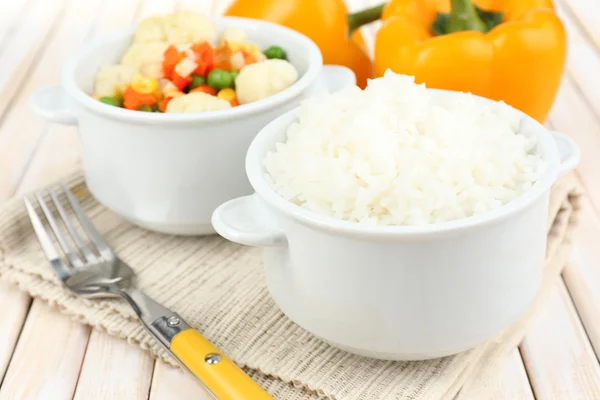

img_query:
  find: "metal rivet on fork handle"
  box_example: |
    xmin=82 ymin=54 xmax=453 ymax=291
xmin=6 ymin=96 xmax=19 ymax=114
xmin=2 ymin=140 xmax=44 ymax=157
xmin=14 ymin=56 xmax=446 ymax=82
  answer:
xmin=205 ymin=353 xmax=222 ymax=365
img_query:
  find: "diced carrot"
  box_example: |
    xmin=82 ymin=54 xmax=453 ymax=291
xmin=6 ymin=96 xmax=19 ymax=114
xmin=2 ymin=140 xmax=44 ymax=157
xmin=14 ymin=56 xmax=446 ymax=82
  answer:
xmin=230 ymin=99 xmax=239 ymax=107
xmin=191 ymin=42 xmax=213 ymax=58
xmin=172 ymin=72 xmax=192 ymax=91
xmin=163 ymin=45 xmax=185 ymax=80
xmin=213 ymin=46 xmax=232 ymax=71
xmin=194 ymin=60 xmax=210 ymax=77
xmin=159 ymin=97 xmax=173 ymax=112
xmin=123 ymin=87 xmax=158 ymax=110
xmin=242 ymin=51 xmax=258 ymax=67
xmin=191 ymin=41 xmax=214 ymax=76
xmin=189 ymin=84 xmax=217 ymax=96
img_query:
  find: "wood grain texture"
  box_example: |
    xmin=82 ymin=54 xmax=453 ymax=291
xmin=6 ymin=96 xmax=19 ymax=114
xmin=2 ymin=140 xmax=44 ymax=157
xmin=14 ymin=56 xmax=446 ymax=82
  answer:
xmin=548 ymin=77 xmax=600 ymax=213
xmin=149 ymin=361 xmax=212 ymax=400
xmin=137 ymin=0 xmax=178 ymax=19
xmin=491 ymin=349 xmax=535 ymax=400
xmin=0 ymin=0 xmax=33 ymax=47
xmin=559 ymin=0 xmax=600 ymax=51
xmin=73 ymin=330 xmax=154 ymax=400
xmin=0 ymin=0 xmax=65 ymax=120
xmin=1 ymin=0 xmax=600 ymax=399
xmin=563 ymin=193 xmax=600 ymax=360
xmin=0 ymin=284 xmax=31 ymax=383
xmin=520 ymin=281 xmax=600 ymax=399
xmin=0 ymin=0 xmax=103 ymax=201
xmin=555 ymin=0 xmax=600 ymax=121
xmin=0 ymin=302 xmax=90 ymax=400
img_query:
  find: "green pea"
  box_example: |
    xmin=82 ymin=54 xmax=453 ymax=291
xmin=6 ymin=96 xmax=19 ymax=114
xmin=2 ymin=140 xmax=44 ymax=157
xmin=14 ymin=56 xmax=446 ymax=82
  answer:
xmin=207 ymin=69 xmax=234 ymax=90
xmin=229 ymin=70 xmax=239 ymax=87
xmin=137 ymin=104 xmax=153 ymax=112
xmin=151 ymin=103 xmax=159 ymax=112
xmin=263 ymin=46 xmax=287 ymax=60
xmin=99 ymin=96 xmax=122 ymax=107
xmin=189 ymin=75 xmax=206 ymax=90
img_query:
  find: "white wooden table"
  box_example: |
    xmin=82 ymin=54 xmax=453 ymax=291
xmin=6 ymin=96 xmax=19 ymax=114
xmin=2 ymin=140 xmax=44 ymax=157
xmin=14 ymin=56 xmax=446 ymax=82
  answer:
xmin=0 ymin=0 xmax=599 ymax=398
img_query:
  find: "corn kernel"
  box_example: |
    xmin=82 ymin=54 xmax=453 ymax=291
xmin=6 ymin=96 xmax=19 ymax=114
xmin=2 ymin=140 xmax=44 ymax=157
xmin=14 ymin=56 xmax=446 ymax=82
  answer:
xmin=131 ymin=73 xmax=158 ymax=94
xmin=227 ymin=41 xmax=260 ymax=55
xmin=217 ymin=88 xmax=236 ymax=102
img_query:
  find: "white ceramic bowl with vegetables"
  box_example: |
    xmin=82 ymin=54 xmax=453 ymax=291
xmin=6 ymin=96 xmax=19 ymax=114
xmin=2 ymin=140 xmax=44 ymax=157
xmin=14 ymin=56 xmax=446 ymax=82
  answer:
xmin=212 ymin=73 xmax=580 ymax=360
xmin=30 ymin=12 xmax=356 ymax=235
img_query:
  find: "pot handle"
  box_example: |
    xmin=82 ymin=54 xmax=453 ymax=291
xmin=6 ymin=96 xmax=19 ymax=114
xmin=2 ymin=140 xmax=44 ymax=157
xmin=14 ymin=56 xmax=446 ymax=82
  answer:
xmin=318 ymin=65 xmax=356 ymax=93
xmin=30 ymin=85 xmax=78 ymax=125
xmin=212 ymin=194 xmax=287 ymax=247
xmin=550 ymin=131 xmax=580 ymax=177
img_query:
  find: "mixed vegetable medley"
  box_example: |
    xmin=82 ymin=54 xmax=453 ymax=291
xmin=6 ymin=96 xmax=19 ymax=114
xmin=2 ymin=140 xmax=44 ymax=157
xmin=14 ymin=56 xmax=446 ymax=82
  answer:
xmin=93 ymin=11 xmax=299 ymax=113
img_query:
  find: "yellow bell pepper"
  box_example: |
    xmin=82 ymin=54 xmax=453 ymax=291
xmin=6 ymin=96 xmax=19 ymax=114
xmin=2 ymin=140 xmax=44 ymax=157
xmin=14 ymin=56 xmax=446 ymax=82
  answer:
xmin=374 ymin=0 xmax=566 ymax=122
xmin=224 ymin=0 xmax=383 ymax=88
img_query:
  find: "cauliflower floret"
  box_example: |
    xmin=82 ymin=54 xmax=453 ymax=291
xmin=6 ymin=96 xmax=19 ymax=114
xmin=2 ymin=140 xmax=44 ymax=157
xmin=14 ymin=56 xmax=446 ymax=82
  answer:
xmin=166 ymin=92 xmax=231 ymax=113
xmin=218 ymin=26 xmax=248 ymax=46
xmin=121 ymin=42 xmax=168 ymax=78
xmin=235 ymin=59 xmax=298 ymax=105
xmin=134 ymin=11 xmax=217 ymax=45
xmin=94 ymin=64 xmax=137 ymax=97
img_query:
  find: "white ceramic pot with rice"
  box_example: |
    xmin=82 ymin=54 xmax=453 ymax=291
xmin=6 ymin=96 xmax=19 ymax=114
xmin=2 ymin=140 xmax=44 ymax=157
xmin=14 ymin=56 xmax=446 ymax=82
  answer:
xmin=30 ymin=13 xmax=355 ymax=235
xmin=212 ymin=73 xmax=580 ymax=360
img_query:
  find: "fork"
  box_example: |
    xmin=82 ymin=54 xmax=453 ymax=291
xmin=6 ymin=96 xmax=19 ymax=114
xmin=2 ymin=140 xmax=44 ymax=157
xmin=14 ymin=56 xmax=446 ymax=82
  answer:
xmin=24 ymin=185 xmax=273 ymax=400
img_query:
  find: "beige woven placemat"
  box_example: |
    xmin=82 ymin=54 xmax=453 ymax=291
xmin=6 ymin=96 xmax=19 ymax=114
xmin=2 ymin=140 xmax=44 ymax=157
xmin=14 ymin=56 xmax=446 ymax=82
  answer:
xmin=0 ymin=171 xmax=582 ymax=400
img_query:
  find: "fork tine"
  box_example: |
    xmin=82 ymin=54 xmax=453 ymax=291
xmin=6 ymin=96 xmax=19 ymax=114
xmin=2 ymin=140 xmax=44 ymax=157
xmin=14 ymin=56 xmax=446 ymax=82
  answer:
xmin=35 ymin=192 xmax=84 ymax=268
xmin=60 ymin=185 xmax=112 ymax=256
xmin=24 ymin=197 xmax=61 ymax=261
xmin=23 ymin=197 xmax=71 ymax=280
xmin=49 ymin=188 xmax=97 ymax=262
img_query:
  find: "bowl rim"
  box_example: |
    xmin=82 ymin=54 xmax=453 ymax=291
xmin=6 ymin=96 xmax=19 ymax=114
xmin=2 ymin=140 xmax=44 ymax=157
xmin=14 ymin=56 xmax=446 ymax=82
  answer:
xmin=61 ymin=16 xmax=323 ymax=125
xmin=245 ymin=89 xmax=561 ymax=238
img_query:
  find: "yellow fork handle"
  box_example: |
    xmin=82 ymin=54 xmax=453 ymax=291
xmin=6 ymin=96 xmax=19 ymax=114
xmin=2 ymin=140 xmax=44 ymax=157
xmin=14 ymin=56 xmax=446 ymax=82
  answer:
xmin=170 ymin=328 xmax=274 ymax=400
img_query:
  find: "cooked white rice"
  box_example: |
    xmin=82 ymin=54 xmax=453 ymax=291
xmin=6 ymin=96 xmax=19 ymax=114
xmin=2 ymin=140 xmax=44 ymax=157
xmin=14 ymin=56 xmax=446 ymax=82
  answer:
xmin=262 ymin=71 xmax=547 ymax=226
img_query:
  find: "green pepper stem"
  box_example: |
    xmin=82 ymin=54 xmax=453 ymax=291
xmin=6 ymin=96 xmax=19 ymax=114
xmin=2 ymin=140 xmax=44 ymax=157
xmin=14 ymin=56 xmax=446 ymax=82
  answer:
xmin=447 ymin=0 xmax=487 ymax=33
xmin=348 ymin=3 xmax=385 ymax=35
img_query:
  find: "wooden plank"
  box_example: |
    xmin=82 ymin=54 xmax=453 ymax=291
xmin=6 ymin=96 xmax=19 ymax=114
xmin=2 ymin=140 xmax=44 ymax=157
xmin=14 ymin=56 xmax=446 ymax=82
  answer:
xmin=547 ymin=77 xmax=600 ymax=213
xmin=0 ymin=0 xmax=65 ymax=119
xmin=0 ymin=283 xmax=31 ymax=383
xmin=555 ymin=0 xmax=600 ymax=121
xmin=11 ymin=0 xmax=160 ymax=397
xmin=562 ymin=192 xmax=600 ymax=361
xmin=558 ymin=0 xmax=600 ymax=51
xmin=137 ymin=0 xmax=178 ymax=19
xmin=0 ymin=301 xmax=90 ymax=400
xmin=177 ymin=0 xmax=214 ymax=14
xmin=209 ymin=0 xmax=233 ymax=18
xmin=0 ymin=0 xmax=103 ymax=201
xmin=149 ymin=361 xmax=211 ymax=400
xmin=520 ymin=280 xmax=600 ymax=399
xmin=73 ymin=330 xmax=154 ymax=400
xmin=491 ymin=348 xmax=535 ymax=400
xmin=0 ymin=0 xmax=33 ymax=49
xmin=88 ymin=0 xmax=142 ymax=38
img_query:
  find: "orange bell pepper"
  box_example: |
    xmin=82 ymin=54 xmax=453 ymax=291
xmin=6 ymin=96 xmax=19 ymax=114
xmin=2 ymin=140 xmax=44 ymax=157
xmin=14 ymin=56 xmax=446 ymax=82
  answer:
xmin=224 ymin=0 xmax=382 ymax=88
xmin=374 ymin=0 xmax=566 ymax=122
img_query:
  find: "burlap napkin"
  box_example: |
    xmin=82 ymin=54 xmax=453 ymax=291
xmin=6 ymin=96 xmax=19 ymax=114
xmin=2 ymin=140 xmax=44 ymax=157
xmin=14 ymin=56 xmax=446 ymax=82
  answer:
xmin=0 ymin=171 xmax=582 ymax=400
